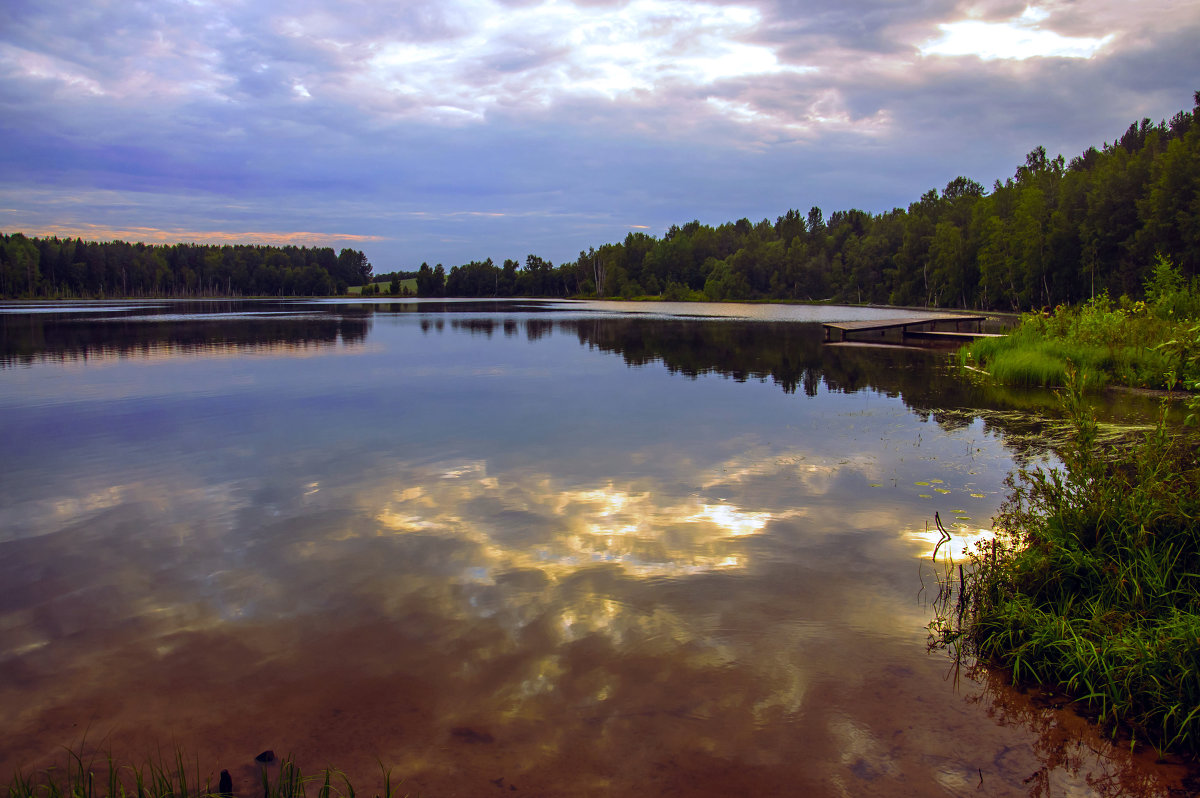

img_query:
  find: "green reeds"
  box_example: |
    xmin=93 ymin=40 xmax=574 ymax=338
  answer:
xmin=932 ymin=372 xmax=1200 ymax=754
xmin=6 ymin=748 xmax=210 ymax=798
xmin=983 ymin=344 xmax=1108 ymax=389
xmin=6 ymin=751 xmax=407 ymax=798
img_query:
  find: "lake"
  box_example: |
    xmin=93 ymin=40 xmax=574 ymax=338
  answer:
xmin=0 ymin=299 xmax=1191 ymax=797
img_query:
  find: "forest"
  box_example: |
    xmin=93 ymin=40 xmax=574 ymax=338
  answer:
xmin=415 ymin=91 xmax=1199 ymax=310
xmin=2 ymin=92 xmax=1197 ymax=308
xmin=0 ymin=239 xmax=372 ymax=298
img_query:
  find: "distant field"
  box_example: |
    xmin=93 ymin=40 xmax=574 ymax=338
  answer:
xmin=348 ymin=278 xmax=418 ymax=295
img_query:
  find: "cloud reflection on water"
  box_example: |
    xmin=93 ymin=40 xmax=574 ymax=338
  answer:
xmin=1 ymin=441 xmax=958 ymax=789
xmin=372 ymin=463 xmax=778 ymax=579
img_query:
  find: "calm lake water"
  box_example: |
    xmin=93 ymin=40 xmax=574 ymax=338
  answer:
xmin=0 ymin=299 xmax=1192 ymax=797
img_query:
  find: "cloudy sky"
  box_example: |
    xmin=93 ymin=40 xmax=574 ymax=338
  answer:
xmin=2 ymin=0 xmax=1198 ymax=271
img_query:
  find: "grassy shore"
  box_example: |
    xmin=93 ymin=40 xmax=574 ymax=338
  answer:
xmin=933 ymin=367 xmax=1200 ymax=755
xmin=931 ymin=258 xmax=1200 ymax=748
xmin=348 ymin=278 xmax=418 ymax=296
xmin=934 ymin=258 xmax=1200 ymax=755
xmin=957 ymin=257 xmax=1200 ymax=393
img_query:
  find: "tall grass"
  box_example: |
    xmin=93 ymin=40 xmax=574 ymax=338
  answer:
xmin=932 ymin=373 xmax=1200 ymax=754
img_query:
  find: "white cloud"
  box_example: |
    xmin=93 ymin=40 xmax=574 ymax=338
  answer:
xmin=338 ymin=0 xmax=810 ymax=121
xmin=0 ymin=42 xmax=107 ymax=96
xmin=706 ymin=88 xmax=891 ymax=140
xmin=920 ymin=5 xmax=1115 ymax=60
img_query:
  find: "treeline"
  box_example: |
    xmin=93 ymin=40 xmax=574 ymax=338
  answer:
xmin=415 ymin=255 xmax=563 ymax=299
xmin=417 ymin=92 xmax=1200 ymax=310
xmin=0 ymin=238 xmax=372 ymax=298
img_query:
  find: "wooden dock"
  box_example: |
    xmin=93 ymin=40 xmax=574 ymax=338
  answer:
xmin=822 ymin=313 xmax=990 ymax=343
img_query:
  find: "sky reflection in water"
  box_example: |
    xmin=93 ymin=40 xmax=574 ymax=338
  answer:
xmin=0 ymin=301 xmax=1189 ymax=797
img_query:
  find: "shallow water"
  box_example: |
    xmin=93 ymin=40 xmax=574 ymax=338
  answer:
xmin=0 ymin=299 xmax=1192 ymax=797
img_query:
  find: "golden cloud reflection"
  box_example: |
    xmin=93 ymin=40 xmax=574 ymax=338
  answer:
xmin=335 ymin=449 xmax=961 ymax=752
xmin=907 ymin=521 xmax=995 ymax=562
xmin=374 ymin=464 xmax=774 ymax=580
xmin=687 ymin=504 xmax=770 ymax=537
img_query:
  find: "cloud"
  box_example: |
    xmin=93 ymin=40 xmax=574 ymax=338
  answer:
xmin=920 ymin=6 xmax=1115 ymax=60
xmin=2 ymin=0 xmax=824 ymax=130
xmin=5 ymin=222 xmax=385 ymax=248
xmin=1 ymin=0 xmax=1198 ymax=268
xmin=338 ymin=0 xmax=815 ymax=123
